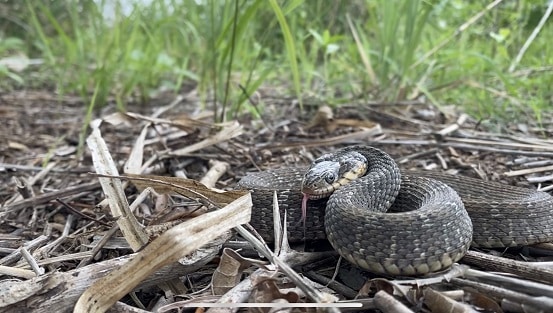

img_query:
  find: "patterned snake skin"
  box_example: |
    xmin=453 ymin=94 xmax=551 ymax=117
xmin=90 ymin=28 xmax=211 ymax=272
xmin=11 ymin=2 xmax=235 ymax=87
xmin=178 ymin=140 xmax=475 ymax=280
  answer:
xmin=238 ymin=146 xmax=553 ymax=276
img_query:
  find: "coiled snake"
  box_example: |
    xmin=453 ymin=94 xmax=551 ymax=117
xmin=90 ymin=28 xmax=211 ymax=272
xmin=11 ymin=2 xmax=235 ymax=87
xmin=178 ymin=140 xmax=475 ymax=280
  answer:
xmin=238 ymin=145 xmax=553 ymax=276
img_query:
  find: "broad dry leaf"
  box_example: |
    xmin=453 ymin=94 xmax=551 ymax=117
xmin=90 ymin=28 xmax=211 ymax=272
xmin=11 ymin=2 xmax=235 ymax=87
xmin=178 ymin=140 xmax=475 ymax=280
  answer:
xmin=125 ymin=173 xmax=245 ymax=206
xmin=87 ymin=127 xmax=149 ymax=251
xmin=249 ymin=273 xmax=300 ymax=313
xmin=212 ymin=248 xmax=267 ymax=295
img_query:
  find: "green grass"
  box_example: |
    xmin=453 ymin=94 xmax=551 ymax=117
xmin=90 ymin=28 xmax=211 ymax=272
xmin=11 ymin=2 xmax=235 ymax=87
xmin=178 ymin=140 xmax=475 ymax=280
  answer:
xmin=1 ymin=0 xmax=552 ymax=125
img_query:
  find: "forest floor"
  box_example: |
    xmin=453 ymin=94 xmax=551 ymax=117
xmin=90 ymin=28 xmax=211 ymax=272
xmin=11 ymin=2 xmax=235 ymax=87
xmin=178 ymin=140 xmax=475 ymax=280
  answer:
xmin=1 ymin=89 xmax=553 ymax=312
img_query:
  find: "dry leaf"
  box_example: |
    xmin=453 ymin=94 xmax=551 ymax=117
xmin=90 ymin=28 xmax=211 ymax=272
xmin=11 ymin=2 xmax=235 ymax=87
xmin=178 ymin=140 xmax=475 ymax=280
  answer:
xmin=212 ymin=248 xmax=267 ymax=295
xmin=74 ymin=193 xmax=252 ymax=313
xmin=424 ymin=288 xmax=478 ymax=313
xmin=125 ymin=173 xmax=246 ymax=206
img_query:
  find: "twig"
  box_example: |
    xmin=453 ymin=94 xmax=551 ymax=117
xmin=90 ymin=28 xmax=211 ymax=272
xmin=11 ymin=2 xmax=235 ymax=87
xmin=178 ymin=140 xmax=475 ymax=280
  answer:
xmin=373 ymin=139 xmax=553 ymax=157
xmin=74 ymin=194 xmax=250 ymax=312
xmin=20 ymin=247 xmax=43 ymax=276
xmin=396 ymin=148 xmax=439 ymax=164
xmin=0 ymin=235 xmax=49 ymax=266
xmin=464 ymin=268 xmax=553 ymax=297
xmin=504 ymin=164 xmax=553 ymax=177
xmin=200 ymin=160 xmax=230 ymax=189
xmin=1 ymin=237 xmax=227 ymax=312
xmin=462 ymin=250 xmax=553 ymax=284
xmin=0 ymin=265 xmax=35 ymax=279
xmin=373 ymin=290 xmax=413 ymax=313
xmin=0 ymin=181 xmax=101 ymax=213
xmin=56 ymin=199 xmax=110 ymax=227
xmin=450 ymin=278 xmax=553 ymax=310
xmin=235 ymin=225 xmax=339 ymax=312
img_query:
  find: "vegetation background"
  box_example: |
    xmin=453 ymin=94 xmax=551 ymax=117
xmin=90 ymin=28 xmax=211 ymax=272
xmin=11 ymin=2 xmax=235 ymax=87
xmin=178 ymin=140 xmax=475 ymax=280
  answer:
xmin=1 ymin=0 xmax=552 ymax=125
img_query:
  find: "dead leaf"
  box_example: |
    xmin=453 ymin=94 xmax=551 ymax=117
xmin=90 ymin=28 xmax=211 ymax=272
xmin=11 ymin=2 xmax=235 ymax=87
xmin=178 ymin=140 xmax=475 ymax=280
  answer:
xmin=124 ymin=173 xmax=247 ymax=206
xmin=423 ymin=288 xmax=477 ymax=313
xmin=74 ymin=193 xmax=252 ymax=312
xmin=212 ymin=248 xmax=267 ymax=295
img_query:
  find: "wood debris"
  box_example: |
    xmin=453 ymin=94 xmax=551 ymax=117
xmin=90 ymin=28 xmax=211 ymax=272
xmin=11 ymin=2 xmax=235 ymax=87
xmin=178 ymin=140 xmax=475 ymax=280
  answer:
xmin=1 ymin=91 xmax=553 ymax=312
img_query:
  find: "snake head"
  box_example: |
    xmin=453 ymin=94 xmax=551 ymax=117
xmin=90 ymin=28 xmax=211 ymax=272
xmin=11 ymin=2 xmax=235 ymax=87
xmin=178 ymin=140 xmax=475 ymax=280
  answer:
xmin=301 ymin=152 xmax=368 ymax=200
xmin=301 ymin=160 xmax=341 ymax=199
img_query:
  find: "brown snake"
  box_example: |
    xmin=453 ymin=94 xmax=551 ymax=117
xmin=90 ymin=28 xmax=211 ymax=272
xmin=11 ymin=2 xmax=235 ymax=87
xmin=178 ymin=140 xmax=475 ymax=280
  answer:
xmin=238 ymin=145 xmax=553 ymax=276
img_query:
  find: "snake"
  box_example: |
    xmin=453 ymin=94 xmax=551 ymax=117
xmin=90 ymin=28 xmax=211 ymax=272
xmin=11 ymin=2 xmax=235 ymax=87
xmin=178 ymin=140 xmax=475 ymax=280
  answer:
xmin=238 ymin=145 xmax=553 ymax=276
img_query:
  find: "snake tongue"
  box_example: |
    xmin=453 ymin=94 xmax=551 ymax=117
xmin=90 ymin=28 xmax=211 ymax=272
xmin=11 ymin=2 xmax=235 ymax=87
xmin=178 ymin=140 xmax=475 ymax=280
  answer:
xmin=301 ymin=193 xmax=309 ymax=227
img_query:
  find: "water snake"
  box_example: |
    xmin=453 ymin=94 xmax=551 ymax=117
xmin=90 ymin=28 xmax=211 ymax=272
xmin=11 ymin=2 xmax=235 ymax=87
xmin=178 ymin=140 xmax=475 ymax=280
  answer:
xmin=238 ymin=145 xmax=553 ymax=276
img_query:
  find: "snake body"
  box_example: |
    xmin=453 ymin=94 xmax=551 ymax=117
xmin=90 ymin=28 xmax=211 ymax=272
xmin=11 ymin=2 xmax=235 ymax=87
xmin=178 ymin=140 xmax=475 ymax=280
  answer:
xmin=238 ymin=146 xmax=553 ymax=276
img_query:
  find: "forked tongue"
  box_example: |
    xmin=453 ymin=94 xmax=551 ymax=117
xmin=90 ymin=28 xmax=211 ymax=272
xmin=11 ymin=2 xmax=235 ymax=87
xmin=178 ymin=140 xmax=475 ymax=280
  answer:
xmin=300 ymin=193 xmax=309 ymax=228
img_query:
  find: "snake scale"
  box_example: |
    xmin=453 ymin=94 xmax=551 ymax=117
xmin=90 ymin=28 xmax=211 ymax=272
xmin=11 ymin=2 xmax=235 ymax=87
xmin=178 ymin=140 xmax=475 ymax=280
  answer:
xmin=238 ymin=145 xmax=553 ymax=276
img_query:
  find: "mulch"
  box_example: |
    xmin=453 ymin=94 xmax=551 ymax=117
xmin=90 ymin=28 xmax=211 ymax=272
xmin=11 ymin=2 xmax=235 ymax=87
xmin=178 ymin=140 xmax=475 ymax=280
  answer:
xmin=1 ymin=89 xmax=553 ymax=312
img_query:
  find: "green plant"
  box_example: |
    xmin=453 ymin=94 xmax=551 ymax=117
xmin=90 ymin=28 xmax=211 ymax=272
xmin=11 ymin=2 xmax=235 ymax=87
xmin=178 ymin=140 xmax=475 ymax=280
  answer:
xmin=0 ymin=36 xmax=26 ymax=83
xmin=2 ymin=0 xmax=551 ymax=126
xmin=349 ymin=0 xmax=434 ymax=101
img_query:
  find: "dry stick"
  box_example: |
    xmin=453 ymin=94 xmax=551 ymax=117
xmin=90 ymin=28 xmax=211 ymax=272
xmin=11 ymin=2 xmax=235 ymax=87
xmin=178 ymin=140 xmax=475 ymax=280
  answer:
xmin=464 ymin=268 xmax=553 ymax=298
xmin=20 ymin=247 xmax=43 ymax=276
xmin=171 ymin=122 xmax=243 ymax=156
xmin=151 ymin=95 xmax=184 ymax=118
xmin=434 ymin=113 xmax=469 ymax=139
xmin=13 ymin=176 xmax=33 ymax=199
xmin=539 ymin=184 xmax=553 ymax=192
xmin=422 ymin=288 xmax=474 ymax=313
xmin=518 ymin=159 xmax=553 ymax=168
xmin=28 ymin=162 xmax=57 ymax=186
xmin=0 ymin=237 xmax=226 ymax=313
xmin=504 ymin=164 xmax=553 ymax=177
xmin=200 ymin=160 xmax=230 ymax=189
xmin=77 ymin=226 xmax=120 ymax=269
xmin=79 ymin=187 xmax=156 ymax=269
xmin=21 ymin=251 xmax=93 ymax=268
xmin=56 ymin=199 xmax=110 ymax=227
xmin=396 ymin=148 xmax=439 ymax=164
xmin=235 ymin=225 xmax=340 ymax=313
xmin=303 ymin=271 xmax=357 ymax=299
xmin=0 ymin=181 xmax=101 ymax=213
xmin=509 ymin=0 xmax=553 ymax=72
xmin=444 ymin=136 xmax=553 ymax=152
xmin=372 ymin=140 xmax=553 ymax=157
xmin=10 ymin=163 xmax=56 ymax=204
xmin=373 ymin=290 xmax=414 ymax=313
xmin=0 ymin=235 xmax=49 ymax=266
xmin=266 ymin=126 xmax=383 ymax=150
xmin=111 ymin=302 xmax=149 ymax=313
xmin=0 ymin=265 xmax=35 ymax=279
xmin=74 ymin=195 xmax=250 ymax=312
xmin=462 ymin=250 xmax=553 ymax=284
xmin=0 ymin=163 xmax=89 ymax=173
xmin=411 ymin=0 xmax=504 ymax=68
xmin=450 ymin=278 xmax=553 ymax=310
xmin=32 ymin=215 xmax=76 ymax=260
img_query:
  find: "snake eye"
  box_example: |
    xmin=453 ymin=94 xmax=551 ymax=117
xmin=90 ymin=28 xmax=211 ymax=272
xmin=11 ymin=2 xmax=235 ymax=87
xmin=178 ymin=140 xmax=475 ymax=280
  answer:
xmin=324 ymin=173 xmax=336 ymax=184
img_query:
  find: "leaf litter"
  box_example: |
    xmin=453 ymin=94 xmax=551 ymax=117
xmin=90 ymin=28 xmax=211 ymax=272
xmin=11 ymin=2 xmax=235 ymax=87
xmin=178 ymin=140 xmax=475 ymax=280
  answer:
xmin=1 ymin=90 xmax=553 ymax=312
